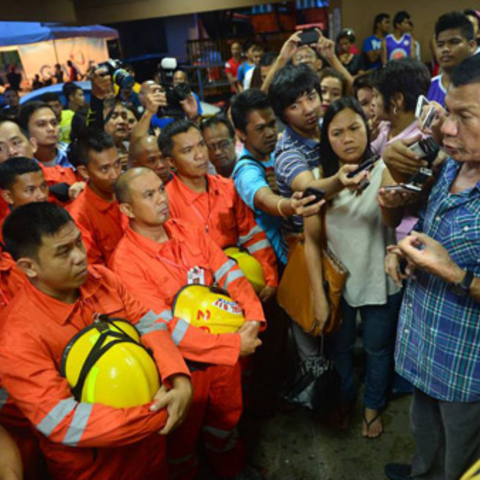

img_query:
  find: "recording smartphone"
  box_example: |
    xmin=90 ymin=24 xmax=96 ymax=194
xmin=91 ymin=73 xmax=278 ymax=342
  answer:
xmin=421 ymin=106 xmax=436 ymax=130
xmin=346 ymin=155 xmax=379 ymax=178
xmin=298 ymin=29 xmax=320 ymax=46
xmin=409 ymin=137 xmax=440 ymax=164
xmin=408 ymin=167 xmax=433 ymax=186
xmin=415 ymin=95 xmax=430 ymax=118
xmin=383 ymin=184 xmax=422 ymax=193
xmin=304 ymin=187 xmax=326 ymax=206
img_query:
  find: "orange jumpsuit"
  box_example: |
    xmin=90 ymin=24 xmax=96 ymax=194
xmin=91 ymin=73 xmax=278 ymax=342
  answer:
xmin=0 ymin=252 xmax=44 ymax=479
xmin=110 ymin=220 xmax=265 ymax=479
xmin=0 ymin=265 xmax=190 ymax=480
xmin=0 ymin=197 xmax=9 ymax=227
xmin=166 ymin=174 xmax=278 ymax=288
xmin=68 ymin=185 xmax=128 ymax=265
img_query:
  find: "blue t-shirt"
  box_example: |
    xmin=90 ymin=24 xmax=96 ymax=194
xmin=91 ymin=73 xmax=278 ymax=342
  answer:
xmin=237 ymin=62 xmax=254 ymax=85
xmin=233 ymin=148 xmax=287 ymax=265
xmin=427 ymin=74 xmax=447 ymax=107
xmin=362 ymin=35 xmax=382 ymax=70
xmin=150 ymin=92 xmax=203 ymax=130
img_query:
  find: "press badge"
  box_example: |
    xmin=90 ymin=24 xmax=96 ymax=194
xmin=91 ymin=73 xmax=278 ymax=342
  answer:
xmin=187 ymin=266 xmax=205 ymax=285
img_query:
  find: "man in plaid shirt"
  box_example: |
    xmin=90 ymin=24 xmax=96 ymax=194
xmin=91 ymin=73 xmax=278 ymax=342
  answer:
xmin=383 ymin=54 xmax=480 ymax=479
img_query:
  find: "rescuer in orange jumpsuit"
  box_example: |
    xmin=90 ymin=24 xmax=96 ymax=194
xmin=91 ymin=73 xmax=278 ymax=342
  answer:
xmin=0 ymin=202 xmax=193 ymax=480
xmin=110 ymin=167 xmax=265 ymax=479
xmin=68 ymin=131 xmax=128 ymax=265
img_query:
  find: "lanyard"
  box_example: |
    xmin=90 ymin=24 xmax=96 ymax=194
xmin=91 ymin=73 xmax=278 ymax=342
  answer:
xmin=178 ymin=178 xmax=213 ymax=234
xmin=155 ymin=240 xmax=191 ymax=274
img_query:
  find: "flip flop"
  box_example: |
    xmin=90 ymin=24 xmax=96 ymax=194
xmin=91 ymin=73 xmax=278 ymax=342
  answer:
xmin=362 ymin=408 xmax=384 ymax=439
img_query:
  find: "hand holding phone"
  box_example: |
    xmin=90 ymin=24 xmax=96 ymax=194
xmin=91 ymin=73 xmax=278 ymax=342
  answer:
xmin=415 ymin=95 xmax=430 ymax=119
xmin=304 ymin=186 xmax=326 ymax=206
xmin=346 ymin=155 xmax=379 ymax=178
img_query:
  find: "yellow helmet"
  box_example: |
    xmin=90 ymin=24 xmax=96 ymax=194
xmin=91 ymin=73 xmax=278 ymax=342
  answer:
xmin=172 ymin=285 xmax=245 ymax=334
xmin=223 ymin=246 xmax=265 ymax=293
xmin=60 ymin=316 xmax=160 ymax=408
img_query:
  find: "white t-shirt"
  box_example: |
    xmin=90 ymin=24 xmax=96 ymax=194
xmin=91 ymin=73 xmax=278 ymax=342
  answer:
xmin=243 ymin=67 xmax=255 ymax=90
xmin=325 ymin=160 xmax=400 ymax=307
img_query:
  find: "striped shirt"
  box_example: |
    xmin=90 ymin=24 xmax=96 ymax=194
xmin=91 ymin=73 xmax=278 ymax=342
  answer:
xmin=395 ymin=158 xmax=480 ymax=402
xmin=274 ymin=125 xmax=321 ymax=252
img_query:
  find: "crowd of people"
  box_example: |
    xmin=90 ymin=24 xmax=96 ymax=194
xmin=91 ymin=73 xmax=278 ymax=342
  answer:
xmin=0 ymin=8 xmax=480 ymax=480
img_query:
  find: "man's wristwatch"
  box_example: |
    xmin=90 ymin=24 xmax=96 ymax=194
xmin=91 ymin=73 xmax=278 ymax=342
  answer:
xmin=449 ymin=270 xmax=474 ymax=296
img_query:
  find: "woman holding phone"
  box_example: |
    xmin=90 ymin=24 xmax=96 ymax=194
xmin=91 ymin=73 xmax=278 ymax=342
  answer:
xmin=304 ymin=97 xmax=402 ymax=438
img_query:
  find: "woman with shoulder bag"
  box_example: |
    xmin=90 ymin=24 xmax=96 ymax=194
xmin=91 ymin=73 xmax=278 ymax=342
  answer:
xmin=304 ymin=97 xmax=402 ymax=438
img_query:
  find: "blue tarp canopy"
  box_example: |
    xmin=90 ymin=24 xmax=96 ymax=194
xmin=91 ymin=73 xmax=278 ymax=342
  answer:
xmin=0 ymin=22 xmax=118 ymax=48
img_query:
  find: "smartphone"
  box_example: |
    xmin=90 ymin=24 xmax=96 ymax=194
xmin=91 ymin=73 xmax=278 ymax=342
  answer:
xmin=421 ymin=106 xmax=436 ymax=130
xmin=408 ymin=167 xmax=433 ymax=186
xmin=415 ymin=95 xmax=430 ymax=118
xmin=298 ymin=29 xmax=320 ymax=47
xmin=304 ymin=186 xmax=326 ymax=206
xmin=409 ymin=137 xmax=439 ymax=164
xmin=346 ymin=155 xmax=379 ymax=178
xmin=383 ymin=184 xmax=422 ymax=193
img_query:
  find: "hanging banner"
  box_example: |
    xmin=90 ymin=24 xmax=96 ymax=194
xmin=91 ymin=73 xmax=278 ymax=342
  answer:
xmin=18 ymin=37 xmax=109 ymax=82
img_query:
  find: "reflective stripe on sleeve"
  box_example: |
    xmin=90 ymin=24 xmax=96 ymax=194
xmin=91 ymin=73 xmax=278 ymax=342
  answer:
xmin=171 ymin=319 xmax=189 ymax=345
xmin=214 ymin=259 xmax=236 ymax=283
xmin=37 ymin=397 xmax=77 ymax=437
xmin=0 ymin=387 xmax=8 ymax=412
xmin=223 ymin=269 xmax=244 ymax=288
xmin=159 ymin=310 xmax=173 ymax=322
xmin=63 ymin=403 xmax=93 ymax=446
xmin=137 ymin=310 xmax=168 ymax=336
xmin=238 ymin=225 xmax=262 ymax=244
xmin=247 ymin=239 xmax=270 ymax=255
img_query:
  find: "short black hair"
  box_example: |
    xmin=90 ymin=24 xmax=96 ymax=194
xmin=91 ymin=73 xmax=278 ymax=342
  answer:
xmin=435 ymin=12 xmax=475 ymax=41
xmin=320 ymin=97 xmax=372 ymax=178
xmin=374 ymin=58 xmax=430 ymax=114
xmin=268 ymin=64 xmax=321 ymax=122
xmin=352 ymin=73 xmax=374 ymax=98
xmin=243 ymin=39 xmax=263 ymax=53
xmin=451 ymin=54 xmax=480 ymax=88
xmin=3 ymin=202 xmax=73 ymax=261
xmin=231 ymin=89 xmax=271 ymax=132
xmin=393 ymin=11 xmax=411 ymax=28
xmin=0 ymin=157 xmax=42 ymax=189
xmin=200 ymin=114 xmax=235 ymax=138
xmin=158 ymin=119 xmax=200 ymax=157
xmin=319 ymin=67 xmax=348 ymax=96
xmin=336 ymin=32 xmax=352 ymax=44
xmin=17 ymin=101 xmax=56 ymax=134
xmin=373 ymin=13 xmax=390 ymax=33
xmin=71 ymin=130 xmax=116 ymax=167
xmin=62 ymin=82 xmax=82 ymax=101
xmin=40 ymin=92 xmax=62 ymax=104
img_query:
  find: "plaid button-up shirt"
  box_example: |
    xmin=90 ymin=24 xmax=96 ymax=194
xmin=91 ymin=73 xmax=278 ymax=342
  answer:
xmin=395 ymin=158 xmax=480 ymax=402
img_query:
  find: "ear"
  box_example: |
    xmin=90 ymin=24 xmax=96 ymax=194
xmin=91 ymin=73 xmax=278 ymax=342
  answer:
xmin=235 ymin=128 xmax=246 ymax=143
xmin=468 ymin=40 xmax=477 ymax=54
xmin=391 ymin=92 xmax=404 ymax=111
xmin=29 ymin=137 xmax=38 ymax=155
xmin=16 ymin=257 xmax=39 ymax=281
xmin=77 ymin=165 xmax=89 ymax=181
xmin=119 ymin=202 xmax=134 ymax=219
xmin=0 ymin=189 xmax=14 ymax=206
xmin=166 ymin=156 xmax=175 ymax=169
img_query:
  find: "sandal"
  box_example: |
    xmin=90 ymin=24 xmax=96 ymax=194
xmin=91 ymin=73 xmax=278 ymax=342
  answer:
xmin=362 ymin=408 xmax=384 ymax=439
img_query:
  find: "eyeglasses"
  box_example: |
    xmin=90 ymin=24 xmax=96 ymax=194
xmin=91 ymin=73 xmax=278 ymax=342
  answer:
xmin=206 ymin=139 xmax=233 ymax=151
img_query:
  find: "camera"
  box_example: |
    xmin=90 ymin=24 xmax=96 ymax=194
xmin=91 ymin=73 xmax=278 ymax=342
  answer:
xmin=157 ymin=57 xmax=192 ymax=118
xmin=97 ymin=59 xmax=134 ymax=90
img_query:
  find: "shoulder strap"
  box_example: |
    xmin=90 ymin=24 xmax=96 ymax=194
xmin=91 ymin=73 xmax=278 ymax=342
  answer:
xmin=233 ymin=153 xmax=267 ymax=179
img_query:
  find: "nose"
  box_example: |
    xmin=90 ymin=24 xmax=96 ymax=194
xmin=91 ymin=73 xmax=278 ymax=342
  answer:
xmin=441 ymin=117 xmax=458 ymax=137
xmin=73 ymin=242 xmax=87 ymax=265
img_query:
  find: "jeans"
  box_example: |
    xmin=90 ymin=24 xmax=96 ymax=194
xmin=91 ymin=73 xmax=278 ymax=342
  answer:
xmin=329 ymin=292 xmax=403 ymax=410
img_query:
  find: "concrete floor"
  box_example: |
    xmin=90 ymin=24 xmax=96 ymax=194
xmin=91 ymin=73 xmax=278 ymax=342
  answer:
xmin=242 ymin=393 xmax=415 ymax=480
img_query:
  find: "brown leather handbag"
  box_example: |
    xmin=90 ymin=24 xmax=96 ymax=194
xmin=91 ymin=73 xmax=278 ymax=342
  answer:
xmin=277 ymin=210 xmax=348 ymax=336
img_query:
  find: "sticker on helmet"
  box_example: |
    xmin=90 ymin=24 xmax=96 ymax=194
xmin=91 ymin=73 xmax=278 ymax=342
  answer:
xmin=212 ymin=298 xmax=242 ymax=315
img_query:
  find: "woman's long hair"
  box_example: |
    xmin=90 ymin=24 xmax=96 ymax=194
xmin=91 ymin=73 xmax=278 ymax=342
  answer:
xmin=320 ymin=97 xmax=372 ymax=178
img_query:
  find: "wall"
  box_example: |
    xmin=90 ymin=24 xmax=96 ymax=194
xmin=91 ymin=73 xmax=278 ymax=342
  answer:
xmin=75 ymin=0 xmax=288 ymax=25
xmin=1 ymin=0 xmax=76 ymax=22
xmin=338 ymin=0 xmax=460 ymax=63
